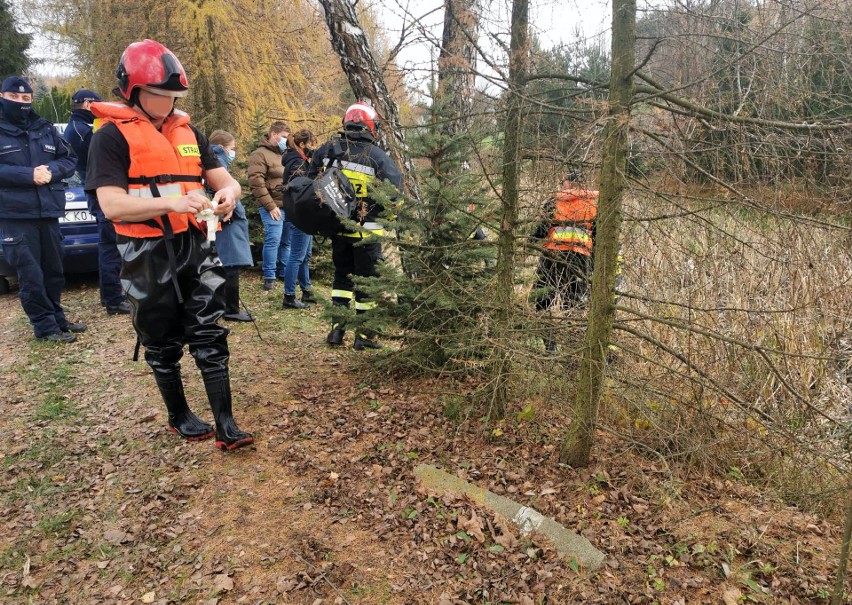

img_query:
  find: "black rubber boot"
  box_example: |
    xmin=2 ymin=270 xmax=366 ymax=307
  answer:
xmin=301 ymin=289 xmax=317 ymax=304
xmin=203 ymin=372 xmax=254 ymax=451
xmin=326 ymin=323 xmax=345 ymax=346
xmin=223 ymin=273 xmax=253 ymax=322
xmin=282 ymin=293 xmax=308 ymax=309
xmin=153 ymin=369 xmax=214 ymax=441
xmin=353 ymin=330 xmax=383 ymax=351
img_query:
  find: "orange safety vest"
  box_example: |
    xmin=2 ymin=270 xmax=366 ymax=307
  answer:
xmin=543 ymin=188 xmax=598 ymax=256
xmin=91 ymin=102 xmax=206 ymax=239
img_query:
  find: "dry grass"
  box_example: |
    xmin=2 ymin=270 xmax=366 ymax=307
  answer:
xmin=608 ymin=182 xmax=852 ymax=512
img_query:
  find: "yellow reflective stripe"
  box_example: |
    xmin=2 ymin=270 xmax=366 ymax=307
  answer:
xmin=331 ymin=289 xmax=353 ymax=299
xmin=128 ymin=183 xmax=184 ymax=198
xmin=341 ymin=167 xmax=374 ymax=199
xmin=338 ymin=226 xmax=385 ymax=237
xmin=551 ymin=226 xmax=591 ymax=243
xmin=354 ymin=300 xmax=377 ymax=311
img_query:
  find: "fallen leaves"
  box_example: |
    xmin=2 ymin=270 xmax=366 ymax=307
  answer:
xmin=212 ymin=573 xmax=234 ymax=593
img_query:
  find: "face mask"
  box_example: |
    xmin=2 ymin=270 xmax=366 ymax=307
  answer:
xmin=278 ymin=137 xmax=288 ymax=152
xmin=0 ymin=98 xmax=32 ymax=127
xmin=227 ymin=150 xmax=236 ymax=161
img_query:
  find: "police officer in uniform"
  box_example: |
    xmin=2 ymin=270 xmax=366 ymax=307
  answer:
xmin=64 ymin=88 xmax=131 ymax=316
xmin=87 ymin=40 xmax=253 ymax=450
xmin=0 ymin=76 xmax=86 ymax=343
xmin=308 ymin=101 xmax=403 ymax=350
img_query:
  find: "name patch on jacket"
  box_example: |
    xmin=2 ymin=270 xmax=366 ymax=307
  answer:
xmin=42 ymin=144 xmax=56 ymax=153
xmin=177 ymin=144 xmax=200 ymax=157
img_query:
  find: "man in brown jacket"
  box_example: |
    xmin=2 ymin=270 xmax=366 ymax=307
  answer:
xmin=248 ymin=121 xmax=289 ymax=291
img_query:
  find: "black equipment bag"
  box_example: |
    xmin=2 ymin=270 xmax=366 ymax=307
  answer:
xmin=283 ymin=166 xmax=357 ymax=237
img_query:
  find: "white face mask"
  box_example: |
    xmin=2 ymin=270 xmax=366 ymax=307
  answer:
xmin=227 ymin=150 xmax=236 ymax=161
xmin=277 ymin=137 xmax=288 ymax=152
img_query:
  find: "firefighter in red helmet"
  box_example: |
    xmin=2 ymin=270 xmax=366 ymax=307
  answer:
xmin=307 ymin=100 xmax=403 ymax=350
xmin=85 ymin=40 xmax=254 ymax=450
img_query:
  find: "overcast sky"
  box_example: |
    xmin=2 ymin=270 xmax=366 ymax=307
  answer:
xmin=27 ymin=0 xmax=613 ymax=84
xmin=374 ymin=0 xmax=612 ymax=92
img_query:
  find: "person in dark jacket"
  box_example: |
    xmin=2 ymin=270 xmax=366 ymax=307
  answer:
xmin=65 ymin=88 xmax=131 ymax=316
xmin=0 ymin=76 xmax=85 ymax=342
xmin=280 ymin=128 xmax=316 ymax=309
xmin=208 ymin=129 xmax=253 ymax=322
xmin=307 ymin=101 xmax=403 ymax=350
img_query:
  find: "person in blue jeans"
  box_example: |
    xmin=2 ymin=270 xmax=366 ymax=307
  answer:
xmin=247 ymin=121 xmax=290 ymax=291
xmin=280 ymin=129 xmax=317 ymax=309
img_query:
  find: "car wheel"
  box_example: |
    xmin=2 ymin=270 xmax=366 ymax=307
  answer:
xmin=0 ymin=277 xmax=9 ymax=295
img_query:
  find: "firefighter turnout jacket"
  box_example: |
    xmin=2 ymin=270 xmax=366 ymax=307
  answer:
xmin=307 ymin=128 xmax=403 ymax=237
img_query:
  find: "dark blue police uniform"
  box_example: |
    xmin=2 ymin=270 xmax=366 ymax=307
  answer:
xmin=65 ymin=90 xmax=128 ymax=313
xmin=0 ymin=77 xmax=79 ymax=339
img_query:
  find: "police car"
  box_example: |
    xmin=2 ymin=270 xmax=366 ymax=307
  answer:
xmin=0 ymin=123 xmax=99 ymax=295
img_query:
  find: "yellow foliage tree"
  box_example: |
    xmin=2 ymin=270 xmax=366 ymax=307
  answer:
xmin=21 ymin=0 xmax=354 ymax=143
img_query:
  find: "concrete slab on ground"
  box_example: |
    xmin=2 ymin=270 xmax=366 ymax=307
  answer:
xmin=414 ymin=463 xmax=606 ymax=571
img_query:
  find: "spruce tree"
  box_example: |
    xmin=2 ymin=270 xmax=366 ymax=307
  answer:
xmin=0 ymin=0 xmax=30 ymax=78
xmin=352 ymin=92 xmax=499 ymax=372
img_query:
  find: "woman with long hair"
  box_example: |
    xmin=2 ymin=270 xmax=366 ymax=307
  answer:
xmin=279 ymin=128 xmax=317 ymax=309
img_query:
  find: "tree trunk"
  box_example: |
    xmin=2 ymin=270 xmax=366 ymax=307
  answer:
xmin=429 ymin=0 xmax=479 ymax=231
xmin=318 ymin=0 xmax=421 ymax=202
xmin=559 ymin=0 xmax=635 ymax=467
xmin=492 ymin=0 xmax=529 ymax=419
xmin=436 ymin=0 xmax=479 ymax=145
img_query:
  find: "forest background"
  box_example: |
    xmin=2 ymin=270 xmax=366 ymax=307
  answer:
xmin=2 ymin=0 xmax=852 ymax=602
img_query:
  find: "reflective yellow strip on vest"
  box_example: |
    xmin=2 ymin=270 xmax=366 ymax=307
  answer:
xmin=128 ymin=183 xmax=184 ymax=198
xmin=551 ymin=226 xmax=591 ymax=244
xmin=340 ymin=222 xmax=385 ymax=238
xmin=354 ymin=300 xmax=377 ymax=311
xmin=331 ymin=289 xmax=354 ymax=300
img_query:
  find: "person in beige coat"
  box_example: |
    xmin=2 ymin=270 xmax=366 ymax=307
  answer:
xmin=247 ymin=121 xmax=289 ymax=291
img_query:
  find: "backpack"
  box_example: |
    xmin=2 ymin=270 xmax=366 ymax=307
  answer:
xmin=282 ymin=166 xmax=357 ymax=237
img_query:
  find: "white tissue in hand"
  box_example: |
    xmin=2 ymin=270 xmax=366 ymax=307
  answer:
xmin=195 ymin=199 xmax=219 ymax=242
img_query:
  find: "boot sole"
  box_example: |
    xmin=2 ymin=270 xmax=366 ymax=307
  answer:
xmin=215 ymin=436 xmax=255 ymax=451
xmin=169 ymin=426 xmax=215 ymax=441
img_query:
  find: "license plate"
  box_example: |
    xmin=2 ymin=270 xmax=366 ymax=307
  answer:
xmin=59 ymin=210 xmax=94 ymax=223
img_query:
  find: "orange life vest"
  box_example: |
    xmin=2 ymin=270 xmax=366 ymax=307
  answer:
xmin=543 ymin=188 xmax=598 ymax=255
xmin=91 ymin=102 xmax=206 ymax=239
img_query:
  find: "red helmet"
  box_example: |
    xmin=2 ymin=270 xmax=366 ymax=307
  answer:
xmin=116 ymin=39 xmax=189 ymax=101
xmin=343 ymin=101 xmax=378 ymax=136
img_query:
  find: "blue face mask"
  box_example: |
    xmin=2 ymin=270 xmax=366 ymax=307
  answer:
xmin=277 ymin=137 xmax=287 ymax=152
xmin=227 ymin=150 xmax=236 ymax=161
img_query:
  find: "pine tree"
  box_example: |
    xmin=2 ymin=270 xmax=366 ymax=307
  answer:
xmin=0 ymin=0 xmax=30 ymax=77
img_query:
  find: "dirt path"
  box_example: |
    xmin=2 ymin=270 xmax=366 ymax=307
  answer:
xmin=0 ymin=274 xmax=846 ymax=604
